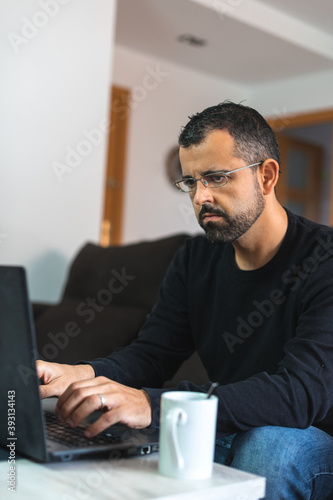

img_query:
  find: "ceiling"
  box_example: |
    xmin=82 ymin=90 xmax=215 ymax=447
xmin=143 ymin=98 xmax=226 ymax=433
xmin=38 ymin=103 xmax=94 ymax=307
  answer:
xmin=115 ymin=0 xmax=333 ymax=85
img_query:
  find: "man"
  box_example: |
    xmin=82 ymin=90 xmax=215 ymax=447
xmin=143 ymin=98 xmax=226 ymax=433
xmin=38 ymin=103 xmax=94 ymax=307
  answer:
xmin=38 ymin=102 xmax=333 ymax=499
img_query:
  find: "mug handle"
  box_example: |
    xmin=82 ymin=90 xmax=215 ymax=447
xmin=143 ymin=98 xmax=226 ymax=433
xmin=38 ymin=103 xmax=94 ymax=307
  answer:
xmin=169 ymin=409 xmax=188 ymax=470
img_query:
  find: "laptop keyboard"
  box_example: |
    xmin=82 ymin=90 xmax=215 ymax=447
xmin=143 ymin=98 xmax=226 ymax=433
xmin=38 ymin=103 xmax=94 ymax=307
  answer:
xmin=45 ymin=411 xmax=122 ymax=447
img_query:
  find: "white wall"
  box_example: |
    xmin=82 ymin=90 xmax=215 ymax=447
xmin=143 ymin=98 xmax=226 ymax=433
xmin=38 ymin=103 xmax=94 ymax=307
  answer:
xmin=112 ymin=46 xmax=249 ymax=244
xmin=0 ymin=0 xmax=117 ymax=302
xmin=250 ymin=69 xmax=333 ymax=118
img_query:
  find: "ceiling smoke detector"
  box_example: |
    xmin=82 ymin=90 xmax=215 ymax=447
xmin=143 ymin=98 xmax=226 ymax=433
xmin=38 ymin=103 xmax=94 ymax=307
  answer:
xmin=177 ymin=34 xmax=207 ymax=47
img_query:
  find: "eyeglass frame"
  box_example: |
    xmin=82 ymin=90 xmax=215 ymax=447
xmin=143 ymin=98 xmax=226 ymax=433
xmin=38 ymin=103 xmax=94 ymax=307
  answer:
xmin=174 ymin=161 xmax=264 ymax=193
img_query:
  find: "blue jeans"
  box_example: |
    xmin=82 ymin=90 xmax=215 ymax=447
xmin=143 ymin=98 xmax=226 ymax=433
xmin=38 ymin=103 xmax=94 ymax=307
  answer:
xmin=215 ymin=426 xmax=333 ymax=499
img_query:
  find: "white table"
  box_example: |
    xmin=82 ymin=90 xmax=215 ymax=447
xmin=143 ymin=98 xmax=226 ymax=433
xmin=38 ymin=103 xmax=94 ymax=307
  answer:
xmin=0 ymin=452 xmax=265 ymax=500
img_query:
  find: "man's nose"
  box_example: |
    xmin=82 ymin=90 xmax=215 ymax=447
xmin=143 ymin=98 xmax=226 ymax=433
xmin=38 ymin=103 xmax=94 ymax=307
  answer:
xmin=193 ymin=180 xmax=215 ymax=206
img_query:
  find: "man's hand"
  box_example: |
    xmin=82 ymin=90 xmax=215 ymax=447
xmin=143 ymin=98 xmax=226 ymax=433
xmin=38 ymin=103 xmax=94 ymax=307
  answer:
xmin=36 ymin=360 xmax=95 ymax=399
xmin=55 ymin=377 xmax=152 ymax=437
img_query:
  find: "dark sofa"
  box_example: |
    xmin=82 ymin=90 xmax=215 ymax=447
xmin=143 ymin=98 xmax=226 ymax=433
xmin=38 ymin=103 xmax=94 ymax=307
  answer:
xmin=33 ymin=233 xmax=209 ymax=388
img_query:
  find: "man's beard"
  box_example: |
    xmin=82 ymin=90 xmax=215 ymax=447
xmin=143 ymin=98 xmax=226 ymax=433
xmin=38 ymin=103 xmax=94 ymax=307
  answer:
xmin=198 ymin=184 xmax=265 ymax=244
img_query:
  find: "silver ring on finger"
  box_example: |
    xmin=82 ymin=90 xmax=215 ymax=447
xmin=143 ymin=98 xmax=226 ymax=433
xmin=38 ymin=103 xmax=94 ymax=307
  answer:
xmin=98 ymin=393 xmax=106 ymax=412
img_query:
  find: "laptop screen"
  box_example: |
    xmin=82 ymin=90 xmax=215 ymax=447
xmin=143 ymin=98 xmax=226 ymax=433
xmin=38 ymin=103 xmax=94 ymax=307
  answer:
xmin=0 ymin=266 xmax=48 ymax=462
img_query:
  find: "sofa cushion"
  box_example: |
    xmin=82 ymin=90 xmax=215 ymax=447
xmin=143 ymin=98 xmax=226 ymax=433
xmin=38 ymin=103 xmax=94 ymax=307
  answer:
xmin=62 ymin=234 xmax=190 ymax=310
xmin=35 ymin=298 xmax=150 ymax=364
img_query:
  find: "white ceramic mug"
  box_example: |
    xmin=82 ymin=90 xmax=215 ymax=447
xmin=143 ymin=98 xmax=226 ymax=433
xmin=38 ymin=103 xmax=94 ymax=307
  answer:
xmin=158 ymin=391 xmax=218 ymax=480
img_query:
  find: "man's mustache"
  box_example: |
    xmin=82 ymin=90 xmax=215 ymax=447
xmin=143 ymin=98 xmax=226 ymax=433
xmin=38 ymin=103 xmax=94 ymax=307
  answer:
xmin=199 ymin=204 xmax=227 ymax=222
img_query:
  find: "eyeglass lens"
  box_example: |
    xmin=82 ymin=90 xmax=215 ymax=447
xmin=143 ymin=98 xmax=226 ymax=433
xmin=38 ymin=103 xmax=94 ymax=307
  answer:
xmin=178 ymin=173 xmax=227 ymax=192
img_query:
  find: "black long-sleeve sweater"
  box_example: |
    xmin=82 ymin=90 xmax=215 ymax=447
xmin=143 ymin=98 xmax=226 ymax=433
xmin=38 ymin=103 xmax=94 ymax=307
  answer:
xmin=89 ymin=210 xmax=333 ymax=437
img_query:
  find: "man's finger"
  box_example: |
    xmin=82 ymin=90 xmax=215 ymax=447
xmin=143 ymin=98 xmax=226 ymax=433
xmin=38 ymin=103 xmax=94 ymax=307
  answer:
xmin=56 ymin=377 xmax=110 ymax=412
xmin=56 ymin=380 xmax=112 ymax=419
xmin=84 ymin=410 xmax=122 ymax=438
xmin=67 ymin=393 xmax=115 ymax=432
xmin=39 ymin=380 xmax=62 ymax=399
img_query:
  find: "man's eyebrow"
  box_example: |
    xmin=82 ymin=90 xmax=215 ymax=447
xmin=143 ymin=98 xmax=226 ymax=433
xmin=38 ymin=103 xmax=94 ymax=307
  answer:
xmin=200 ymin=168 xmax=228 ymax=176
xmin=181 ymin=168 xmax=229 ymax=179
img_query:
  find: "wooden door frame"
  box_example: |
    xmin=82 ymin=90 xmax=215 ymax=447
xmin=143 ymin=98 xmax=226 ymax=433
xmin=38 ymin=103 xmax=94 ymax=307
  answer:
xmin=101 ymin=85 xmax=131 ymax=246
xmin=267 ymin=108 xmax=333 ymax=225
xmin=275 ymin=133 xmax=323 ymax=222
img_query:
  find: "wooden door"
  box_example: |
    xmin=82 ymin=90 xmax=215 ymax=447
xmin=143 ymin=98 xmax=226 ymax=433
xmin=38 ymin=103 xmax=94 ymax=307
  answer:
xmin=101 ymin=85 xmax=130 ymax=246
xmin=276 ymin=134 xmax=323 ymax=222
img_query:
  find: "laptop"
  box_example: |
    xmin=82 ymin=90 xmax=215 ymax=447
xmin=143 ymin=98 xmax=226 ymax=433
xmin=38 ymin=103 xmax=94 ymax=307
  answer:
xmin=0 ymin=266 xmax=159 ymax=462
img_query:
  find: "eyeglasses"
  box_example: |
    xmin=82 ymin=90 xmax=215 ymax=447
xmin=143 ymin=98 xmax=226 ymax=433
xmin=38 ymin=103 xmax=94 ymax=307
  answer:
xmin=174 ymin=162 xmax=263 ymax=193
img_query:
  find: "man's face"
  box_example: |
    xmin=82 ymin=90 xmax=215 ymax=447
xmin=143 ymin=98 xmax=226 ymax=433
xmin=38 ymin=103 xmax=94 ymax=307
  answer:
xmin=178 ymin=130 xmax=265 ymax=244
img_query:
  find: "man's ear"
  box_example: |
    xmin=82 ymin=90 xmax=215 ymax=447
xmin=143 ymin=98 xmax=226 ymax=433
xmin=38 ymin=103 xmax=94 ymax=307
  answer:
xmin=258 ymin=159 xmax=280 ymax=195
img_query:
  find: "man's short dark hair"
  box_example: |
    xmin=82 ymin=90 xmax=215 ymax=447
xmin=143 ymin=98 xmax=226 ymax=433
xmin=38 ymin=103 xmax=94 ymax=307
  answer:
xmin=178 ymin=101 xmax=280 ymax=166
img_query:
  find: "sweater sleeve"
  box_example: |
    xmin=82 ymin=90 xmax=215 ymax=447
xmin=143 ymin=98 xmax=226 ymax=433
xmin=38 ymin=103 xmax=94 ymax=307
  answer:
xmin=88 ymin=242 xmax=195 ymax=389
